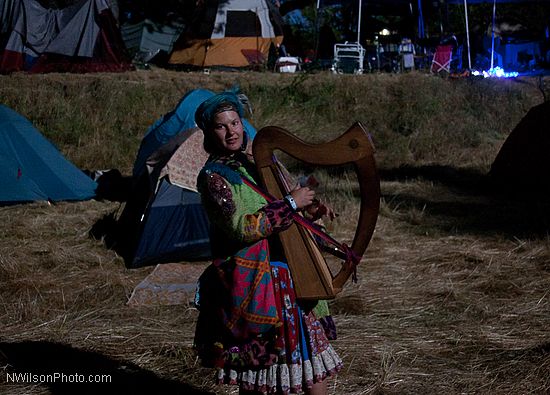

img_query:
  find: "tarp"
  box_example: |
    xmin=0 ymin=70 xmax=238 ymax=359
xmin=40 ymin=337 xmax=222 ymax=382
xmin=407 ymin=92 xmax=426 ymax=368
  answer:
xmin=127 ymin=262 xmax=207 ymax=306
xmin=0 ymin=0 xmax=132 ymax=73
xmin=0 ymin=105 xmax=97 ymax=204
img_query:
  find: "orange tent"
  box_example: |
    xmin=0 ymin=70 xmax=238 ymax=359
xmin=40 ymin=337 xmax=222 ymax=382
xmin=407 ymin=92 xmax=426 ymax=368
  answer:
xmin=169 ymin=0 xmax=283 ymax=68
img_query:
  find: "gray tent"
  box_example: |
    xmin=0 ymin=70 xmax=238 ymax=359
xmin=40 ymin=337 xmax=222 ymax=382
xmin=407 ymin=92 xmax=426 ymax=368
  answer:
xmin=120 ymin=19 xmax=185 ymax=63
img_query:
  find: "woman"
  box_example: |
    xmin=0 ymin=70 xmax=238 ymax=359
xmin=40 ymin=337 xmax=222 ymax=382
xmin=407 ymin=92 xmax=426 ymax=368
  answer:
xmin=194 ymin=89 xmax=342 ymax=395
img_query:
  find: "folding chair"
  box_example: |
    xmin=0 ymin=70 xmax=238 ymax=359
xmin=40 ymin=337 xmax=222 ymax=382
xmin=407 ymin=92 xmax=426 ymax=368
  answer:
xmin=431 ymin=44 xmax=453 ymax=73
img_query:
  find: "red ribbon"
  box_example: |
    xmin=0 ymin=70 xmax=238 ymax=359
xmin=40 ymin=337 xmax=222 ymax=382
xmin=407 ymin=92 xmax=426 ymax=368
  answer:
xmin=341 ymin=243 xmax=361 ymax=283
xmin=241 ymin=175 xmax=362 ymax=276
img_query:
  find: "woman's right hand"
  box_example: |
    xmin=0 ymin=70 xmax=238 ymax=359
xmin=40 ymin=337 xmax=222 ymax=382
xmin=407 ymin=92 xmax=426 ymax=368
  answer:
xmin=290 ymin=185 xmax=315 ymax=209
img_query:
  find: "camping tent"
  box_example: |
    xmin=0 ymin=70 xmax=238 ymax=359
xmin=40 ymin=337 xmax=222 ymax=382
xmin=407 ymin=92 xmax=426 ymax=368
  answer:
xmin=117 ymin=127 xmax=212 ymax=267
xmin=0 ymin=105 xmax=97 ymax=204
xmin=0 ymin=0 xmax=132 ymax=74
xmin=117 ymin=89 xmax=257 ymax=268
xmin=489 ymin=100 xmax=550 ymax=196
xmin=120 ymin=18 xmax=185 ymax=64
xmin=168 ymin=0 xmax=284 ymax=68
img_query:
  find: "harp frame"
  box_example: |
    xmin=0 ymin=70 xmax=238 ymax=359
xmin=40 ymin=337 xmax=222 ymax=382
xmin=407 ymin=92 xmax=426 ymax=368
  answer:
xmin=252 ymin=122 xmax=380 ymax=300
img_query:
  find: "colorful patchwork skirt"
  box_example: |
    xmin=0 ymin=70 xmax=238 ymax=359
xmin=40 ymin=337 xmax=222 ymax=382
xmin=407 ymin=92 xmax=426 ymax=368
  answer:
xmin=215 ymin=261 xmax=343 ymax=394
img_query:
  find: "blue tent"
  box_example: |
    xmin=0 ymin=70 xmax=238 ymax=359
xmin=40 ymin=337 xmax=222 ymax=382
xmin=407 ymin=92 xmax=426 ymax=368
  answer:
xmin=119 ymin=125 xmax=213 ymax=267
xmin=0 ymin=105 xmax=96 ymax=204
xmin=130 ymin=178 xmax=211 ymax=266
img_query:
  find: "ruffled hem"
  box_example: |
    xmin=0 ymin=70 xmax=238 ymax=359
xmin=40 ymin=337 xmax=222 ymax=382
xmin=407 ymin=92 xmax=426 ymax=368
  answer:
xmin=217 ymin=344 xmax=343 ymax=394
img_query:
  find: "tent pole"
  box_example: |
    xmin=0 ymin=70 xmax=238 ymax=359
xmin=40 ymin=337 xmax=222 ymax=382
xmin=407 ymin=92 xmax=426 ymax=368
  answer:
xmin=409 ymin=2 xmax=413 ymax=38
xmin=490 ymin=0 xmax=496 ymax=69
xmin=464 ymin=0 xmax=471 ymax=70
xmin=256 ymin=7 xmax=260 ymax=67
xmin=314 ymin=0 xmax=321 ymax=61
xmin=417 ymin=0 xmax=425 ymax=39
xmin=357 ymin=0 xmax=362 ymax=44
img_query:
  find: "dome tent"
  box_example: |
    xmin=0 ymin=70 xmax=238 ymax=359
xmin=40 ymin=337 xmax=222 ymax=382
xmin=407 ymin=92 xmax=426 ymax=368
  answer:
xmin=168 ymin=0 xmax=284 ymax=68
xmin=490 ymin=100 xmax=550 ymax=197
xmin=0 ymin=105 xmax=97 ymax=204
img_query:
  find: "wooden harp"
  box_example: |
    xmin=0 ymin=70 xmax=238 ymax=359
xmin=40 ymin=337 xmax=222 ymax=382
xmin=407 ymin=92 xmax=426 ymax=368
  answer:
xmin=252 ymin=122 xmax=380 ymax=300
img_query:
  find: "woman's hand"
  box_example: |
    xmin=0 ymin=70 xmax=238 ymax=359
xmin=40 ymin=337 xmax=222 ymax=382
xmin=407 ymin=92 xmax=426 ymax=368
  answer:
xmin=305 ymin=200 xmax=336 ymax=221
xmin=290 ymin=185 xmax=315 ymax=209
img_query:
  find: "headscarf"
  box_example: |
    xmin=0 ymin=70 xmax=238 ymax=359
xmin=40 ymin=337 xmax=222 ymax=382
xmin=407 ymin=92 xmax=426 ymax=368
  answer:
xmin=195 ymin=88 xmax=248 ymax=154
xmin=195 ymin=88 xmax=245 ymax=133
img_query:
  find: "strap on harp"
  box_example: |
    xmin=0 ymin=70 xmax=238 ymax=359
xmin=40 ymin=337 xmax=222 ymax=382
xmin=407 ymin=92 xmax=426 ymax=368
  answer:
xmin=239 ymin=173 xmax=361 ymax=282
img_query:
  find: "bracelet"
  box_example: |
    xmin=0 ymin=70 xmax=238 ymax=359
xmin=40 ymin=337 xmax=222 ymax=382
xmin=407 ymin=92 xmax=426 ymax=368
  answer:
xmin=284 ymin=194 xmax=298 ymax=211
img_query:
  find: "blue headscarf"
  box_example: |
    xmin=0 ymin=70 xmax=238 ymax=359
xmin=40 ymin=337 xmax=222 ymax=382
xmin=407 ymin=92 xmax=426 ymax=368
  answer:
xmin=195 ymin=88 xmax=245 ymax=133
xmin=195 ymin=88 xmax=249 ymax=153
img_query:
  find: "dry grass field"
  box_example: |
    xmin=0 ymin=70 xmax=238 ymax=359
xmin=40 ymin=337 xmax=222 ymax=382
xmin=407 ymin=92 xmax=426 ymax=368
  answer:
xmin=0 ymin=69 xmax=549 ymax=394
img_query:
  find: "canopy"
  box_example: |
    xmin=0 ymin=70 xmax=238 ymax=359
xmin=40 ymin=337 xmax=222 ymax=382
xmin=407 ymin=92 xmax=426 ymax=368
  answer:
xmin=447 ymin=0 xmax=550 ymax=70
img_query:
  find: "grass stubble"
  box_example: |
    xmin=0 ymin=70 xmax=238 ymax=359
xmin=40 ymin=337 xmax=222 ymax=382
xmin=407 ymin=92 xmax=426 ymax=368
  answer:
xmin=0 ymin=69 xmax=549 ymax=394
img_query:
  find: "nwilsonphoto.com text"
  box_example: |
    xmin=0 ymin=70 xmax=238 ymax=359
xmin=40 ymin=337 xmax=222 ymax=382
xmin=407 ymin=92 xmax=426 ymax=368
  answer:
xmin=4 ymin=372 xmax=112 ymax=384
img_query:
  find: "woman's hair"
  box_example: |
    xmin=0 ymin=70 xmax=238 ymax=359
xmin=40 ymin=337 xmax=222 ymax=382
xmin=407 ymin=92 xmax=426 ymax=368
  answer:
xmin=195 ymin=88 xmax=248 ymax=154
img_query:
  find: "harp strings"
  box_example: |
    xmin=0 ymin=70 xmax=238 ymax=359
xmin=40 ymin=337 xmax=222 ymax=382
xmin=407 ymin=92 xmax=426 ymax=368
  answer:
xmin=253 ymin=157 xmax=346 ymax=259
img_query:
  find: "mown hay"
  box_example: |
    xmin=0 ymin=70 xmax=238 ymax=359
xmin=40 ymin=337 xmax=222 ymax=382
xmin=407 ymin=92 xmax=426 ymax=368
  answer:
xmin=1 ymin=71 xmax=549 ymax=394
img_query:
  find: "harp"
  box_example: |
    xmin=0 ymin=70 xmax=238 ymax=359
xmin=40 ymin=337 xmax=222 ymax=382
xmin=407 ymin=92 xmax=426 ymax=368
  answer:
xmin=252 ymin=122 xmax=380 ymax=300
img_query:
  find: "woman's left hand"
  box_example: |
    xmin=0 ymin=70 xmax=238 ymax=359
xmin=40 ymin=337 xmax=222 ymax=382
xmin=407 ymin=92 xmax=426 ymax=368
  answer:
xmin=305 ymin=199 xmax=336 ymax=221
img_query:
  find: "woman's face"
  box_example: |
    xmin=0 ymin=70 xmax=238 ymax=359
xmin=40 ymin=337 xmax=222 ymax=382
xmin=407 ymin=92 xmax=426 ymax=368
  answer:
xmin=210 ymin=110 xmax=244 ymax=154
